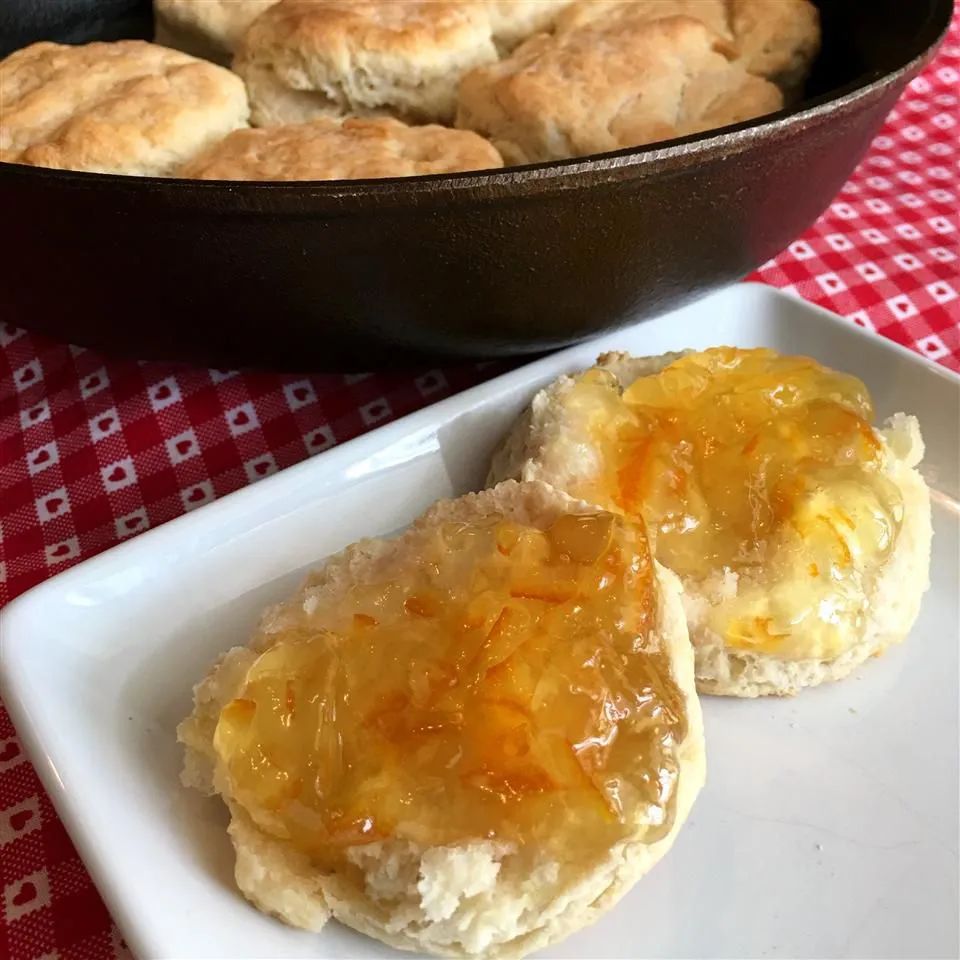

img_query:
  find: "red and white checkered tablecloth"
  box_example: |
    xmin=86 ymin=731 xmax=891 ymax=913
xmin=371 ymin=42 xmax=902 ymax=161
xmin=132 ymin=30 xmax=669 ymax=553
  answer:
xmin=1 ymin=16 xmax=958 ymax=960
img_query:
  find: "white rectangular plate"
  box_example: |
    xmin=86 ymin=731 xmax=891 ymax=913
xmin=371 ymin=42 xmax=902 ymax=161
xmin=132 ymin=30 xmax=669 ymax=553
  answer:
xmin=2 ymin=284 xmax=958 ymax=960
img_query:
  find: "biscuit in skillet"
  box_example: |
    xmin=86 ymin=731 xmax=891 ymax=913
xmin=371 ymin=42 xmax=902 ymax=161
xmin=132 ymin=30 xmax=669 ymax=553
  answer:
xmin=154 ymin=0 xmax=281 ymax=63
xmin=234 ymin=0 xmax=498 ymax=126
xmin=482 ymin=0 xmax=575 ymax=51
xmin=0 ymin=40 xmax=249 ymax=176
xmin=556 ymin=0 xmax=819 ymax=94
xmin=179 ymin=115 xmax=502 ymax=179
xmin=456 ymin=11 xmax=782 ymax=164
xmin=729 ymin=0 xmax=820 ymax=93
xmin=556 ymin=0 xmax=733 ymax=40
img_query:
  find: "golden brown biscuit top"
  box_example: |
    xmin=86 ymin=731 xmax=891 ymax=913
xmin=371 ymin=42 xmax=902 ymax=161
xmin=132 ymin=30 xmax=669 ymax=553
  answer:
xmin=458 ymin=12 xmax=781 ymax=162
xmin=557 ymin=0 xmax=818 ymax=84
xmin=0 ymin=40 xmax=248 ymax=174
xmin=2 ymin=41 xmax=195 ymax=157
xmin=557 ymin=0 xmax=733 ymax=40
xmin=486 ymin=11 xmax=733 ymax=92
xmin=237 ymin=0 xmax=493 ymax=61
xmin=178 ymin=116 xmax=503 ymax=180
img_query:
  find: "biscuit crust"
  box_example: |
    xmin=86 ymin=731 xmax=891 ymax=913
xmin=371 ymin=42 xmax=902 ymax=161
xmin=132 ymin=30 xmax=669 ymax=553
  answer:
xmin=179 ymin=115 xmax=503 ymax=180
xmin=730 ymin=0 xmax=820 ymax=91
xmin=456 ymin=12 xmax=782 ymax=164
xmin=556 ymin=0 xmax=819 ymax=92
xmin=0 ymin=40 xmax=249 ymax=176
xmin=234 ymin=0 xmax=499 ymax=126
xmin=556 ymin=0 xmax=733 ymax=39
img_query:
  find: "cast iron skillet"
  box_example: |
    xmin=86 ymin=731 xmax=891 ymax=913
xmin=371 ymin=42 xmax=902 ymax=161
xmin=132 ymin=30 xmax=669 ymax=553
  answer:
xmin=0 ymin=0 xmax=953 ymax=369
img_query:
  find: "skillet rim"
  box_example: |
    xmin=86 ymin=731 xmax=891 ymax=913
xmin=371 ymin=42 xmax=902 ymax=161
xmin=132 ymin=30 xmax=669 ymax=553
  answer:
xmin=0 ymin=0 xmax=952 ymax=198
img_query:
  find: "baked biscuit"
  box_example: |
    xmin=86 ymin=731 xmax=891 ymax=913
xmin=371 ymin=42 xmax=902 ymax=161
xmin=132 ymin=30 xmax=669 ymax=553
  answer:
xmin=489 ymin=350 xmax=933 ymax=697
xmin=0 ymin=40 xmax=249 ymax=176
xmin=179 ymin=480 xmax=705 ymax=957
xmin=179 ymin=115 xmax=502 ymax=179
xmin=556 ymin=0 xmax=732 ymax=40
xmin=730 ymin=0 xmax=820 ymax=92
xmin=234 ymin=0 xmax=499 ymax=126
xmin=557 ymin=0 xmax=819 ymax=93
xmin=154 ymin=0 xmax=280 ymax=63
xmin=456 ymin=12 xmax=782 ymax=164
xmin=482 ymin=0 xmax=575 ymax=51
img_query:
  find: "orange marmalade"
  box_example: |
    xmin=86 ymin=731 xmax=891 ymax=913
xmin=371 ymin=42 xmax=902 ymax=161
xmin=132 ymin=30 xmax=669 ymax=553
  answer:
xmin=213 ymin=511 xmax=686 ymax=868
xmin=558 ymin=348 xmax=903 ymax=659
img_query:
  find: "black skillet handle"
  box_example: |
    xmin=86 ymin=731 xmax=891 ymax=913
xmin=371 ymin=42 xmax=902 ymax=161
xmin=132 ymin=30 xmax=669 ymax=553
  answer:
xmin=0 ymin=0 xmax=152 ymax=57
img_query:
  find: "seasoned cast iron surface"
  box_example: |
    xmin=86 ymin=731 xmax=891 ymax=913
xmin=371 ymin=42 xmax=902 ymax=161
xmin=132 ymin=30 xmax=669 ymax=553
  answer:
xmin=0 ymin=0 xmax=952 ymax=368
